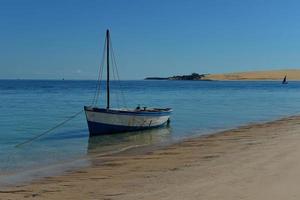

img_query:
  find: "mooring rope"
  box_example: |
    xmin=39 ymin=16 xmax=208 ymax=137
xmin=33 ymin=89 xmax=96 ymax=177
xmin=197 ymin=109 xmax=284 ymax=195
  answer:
xmin=15 ymin=110 xmax=84 ymax=148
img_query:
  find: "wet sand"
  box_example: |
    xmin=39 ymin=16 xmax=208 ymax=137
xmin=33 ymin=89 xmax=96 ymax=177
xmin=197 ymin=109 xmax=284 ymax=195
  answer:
xmin=2 ymin=116 xmax=300 ymax=199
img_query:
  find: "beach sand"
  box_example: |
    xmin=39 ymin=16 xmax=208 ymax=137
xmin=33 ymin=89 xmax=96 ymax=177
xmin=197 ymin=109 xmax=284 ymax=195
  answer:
xmin=205 ymin=69 xmax=300 ymax=80
xmin=2 ymin=116 xmax=300 ymax=199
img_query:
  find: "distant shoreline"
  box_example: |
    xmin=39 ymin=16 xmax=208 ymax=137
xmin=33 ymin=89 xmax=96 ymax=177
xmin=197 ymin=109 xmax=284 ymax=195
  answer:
xmin=145 ymin=73 xmax=213 ymax=81
xmin=145 ymin=77 xmax=213 ymax=81
xmin=2 ymin=69 xmax=300 ymax=81
xmin=145 ymin=69 xmax=300 ymax=81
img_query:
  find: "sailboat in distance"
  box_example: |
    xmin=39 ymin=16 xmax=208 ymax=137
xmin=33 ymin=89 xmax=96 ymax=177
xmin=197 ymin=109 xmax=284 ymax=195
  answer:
xmin=84 ymin=30 xmax=172 ymax=136
xmin=282 ymin=75 xmax=288 ymax=84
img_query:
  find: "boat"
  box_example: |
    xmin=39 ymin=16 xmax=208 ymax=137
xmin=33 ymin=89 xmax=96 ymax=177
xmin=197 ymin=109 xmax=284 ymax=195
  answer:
xmin=84 ymin=30 xmax=172 ymax=136
xmin=282 ymin=75 xmax=288 ymax=84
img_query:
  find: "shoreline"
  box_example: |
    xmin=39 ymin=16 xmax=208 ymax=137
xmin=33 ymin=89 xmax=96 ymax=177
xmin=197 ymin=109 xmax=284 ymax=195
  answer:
xmin=145 ymin=69 xmax=300 ymax=81
xmin=2 ymin=115 xmax=300 ymax=199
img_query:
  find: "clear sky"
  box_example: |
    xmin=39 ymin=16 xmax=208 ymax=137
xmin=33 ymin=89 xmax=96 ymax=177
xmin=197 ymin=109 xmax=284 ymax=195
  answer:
xmin=1 ymin=0 xmax=300 ymax=80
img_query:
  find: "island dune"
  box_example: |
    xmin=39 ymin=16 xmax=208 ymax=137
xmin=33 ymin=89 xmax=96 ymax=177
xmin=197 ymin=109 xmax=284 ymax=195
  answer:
xmin=205 ymin=69 xmax=300 ymax=80
xmin=2 ymin=116 xmax=300 ymax=199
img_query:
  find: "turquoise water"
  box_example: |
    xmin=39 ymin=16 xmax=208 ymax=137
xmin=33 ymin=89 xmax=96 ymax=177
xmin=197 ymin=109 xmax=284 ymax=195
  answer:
xmin=1 ymin=80 xmax=300 ymax=185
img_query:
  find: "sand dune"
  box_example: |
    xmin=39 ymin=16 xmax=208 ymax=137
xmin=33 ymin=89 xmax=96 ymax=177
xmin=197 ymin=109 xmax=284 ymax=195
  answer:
xmin=205 ymin=69 xmax=300 ymax=80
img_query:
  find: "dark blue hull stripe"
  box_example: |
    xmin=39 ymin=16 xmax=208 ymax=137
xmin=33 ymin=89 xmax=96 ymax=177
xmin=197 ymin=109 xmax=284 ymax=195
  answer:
xmin=87 ymin=121 xmax=167 ymax=136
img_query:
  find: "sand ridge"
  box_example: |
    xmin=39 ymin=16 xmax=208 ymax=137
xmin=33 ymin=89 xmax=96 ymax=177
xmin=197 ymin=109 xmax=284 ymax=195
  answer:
xmin=205 ymin=69 xmax=300 ymax=80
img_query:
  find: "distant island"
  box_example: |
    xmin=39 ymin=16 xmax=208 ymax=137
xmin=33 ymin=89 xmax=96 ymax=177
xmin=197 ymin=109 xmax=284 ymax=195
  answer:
xmin=145 ymin=73 xmax=211 ymax=81
xmin=145 ymin=69 xmax=300 ymax=81
xmin=205 ymin=69 xmax=300 ymax=80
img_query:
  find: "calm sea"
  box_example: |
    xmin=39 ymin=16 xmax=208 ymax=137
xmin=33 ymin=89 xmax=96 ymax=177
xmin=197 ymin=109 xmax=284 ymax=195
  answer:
xmin=1 ymin=80 xmax=300 ymax=186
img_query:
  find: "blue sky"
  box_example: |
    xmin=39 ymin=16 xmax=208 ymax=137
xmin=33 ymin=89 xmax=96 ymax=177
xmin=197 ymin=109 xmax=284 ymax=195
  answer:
xmin=1 ymin=0 xmax=300 ymax=79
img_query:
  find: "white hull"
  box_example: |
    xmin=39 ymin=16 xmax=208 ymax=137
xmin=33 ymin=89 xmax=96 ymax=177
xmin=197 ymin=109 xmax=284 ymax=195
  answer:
xmin=85 ymin=110 xmax=170 ymax=127
xmin=84 ymin=107 xmax=172 ymax=135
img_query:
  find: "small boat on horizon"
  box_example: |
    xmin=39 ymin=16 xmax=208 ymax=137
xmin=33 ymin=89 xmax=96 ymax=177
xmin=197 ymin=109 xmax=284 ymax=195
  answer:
xmin=282 ymin=75 xmax=288 ymax=84
xmin=84 ymin=30 xmax=172 ymax=136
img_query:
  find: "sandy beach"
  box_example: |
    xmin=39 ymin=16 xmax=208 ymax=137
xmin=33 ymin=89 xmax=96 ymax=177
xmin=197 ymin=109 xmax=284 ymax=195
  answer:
xmin=205 ymin=69 xmax=300 ymax=80
xmin=1 ymin=116 xmax=300 ymax=199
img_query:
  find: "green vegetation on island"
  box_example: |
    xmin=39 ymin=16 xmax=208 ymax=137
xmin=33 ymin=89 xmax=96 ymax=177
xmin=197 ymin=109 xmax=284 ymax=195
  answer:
xmin=145 ymin=73 xmax=211 ymax=81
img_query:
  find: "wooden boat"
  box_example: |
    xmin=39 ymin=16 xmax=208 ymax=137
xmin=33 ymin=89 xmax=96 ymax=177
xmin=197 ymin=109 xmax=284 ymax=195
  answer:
xmin=84 ymin=30 xmax=172 ymax=136
xmin=282 ymin=75 xmax=288 ymax=84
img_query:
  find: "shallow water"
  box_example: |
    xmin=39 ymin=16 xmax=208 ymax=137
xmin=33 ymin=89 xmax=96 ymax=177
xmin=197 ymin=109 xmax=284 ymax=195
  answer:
xmin=1 ymin=80 xmax=300 ymax=185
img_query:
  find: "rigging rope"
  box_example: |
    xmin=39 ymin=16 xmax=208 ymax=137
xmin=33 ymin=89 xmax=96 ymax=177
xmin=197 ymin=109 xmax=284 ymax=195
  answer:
xmin=15 ymin=110 xmax=84 ymax=148
xmin=92 ymin=36 xmax=106 ymax=106
xmin=111 ymin=69 xmax=120 ymax=108
xmin=110 ymin=38 xmax=128 ymax=109
xmin=110 ymin=47 xmax=121 ymax=108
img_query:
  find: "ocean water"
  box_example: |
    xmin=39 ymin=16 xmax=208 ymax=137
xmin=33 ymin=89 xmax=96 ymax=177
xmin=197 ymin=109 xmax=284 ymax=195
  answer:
xmin=1 ymin=80 xmax=300 ymax=186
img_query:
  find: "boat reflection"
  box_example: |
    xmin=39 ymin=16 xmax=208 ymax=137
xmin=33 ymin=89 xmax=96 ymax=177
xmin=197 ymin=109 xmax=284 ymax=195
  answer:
xmin=87 ymin=127 xmax=172 ymax=156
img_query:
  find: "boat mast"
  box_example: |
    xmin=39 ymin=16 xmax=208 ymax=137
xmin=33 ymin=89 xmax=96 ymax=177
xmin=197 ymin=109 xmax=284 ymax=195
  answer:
xmin=106 ymin=29 xmax=110 ymax=109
